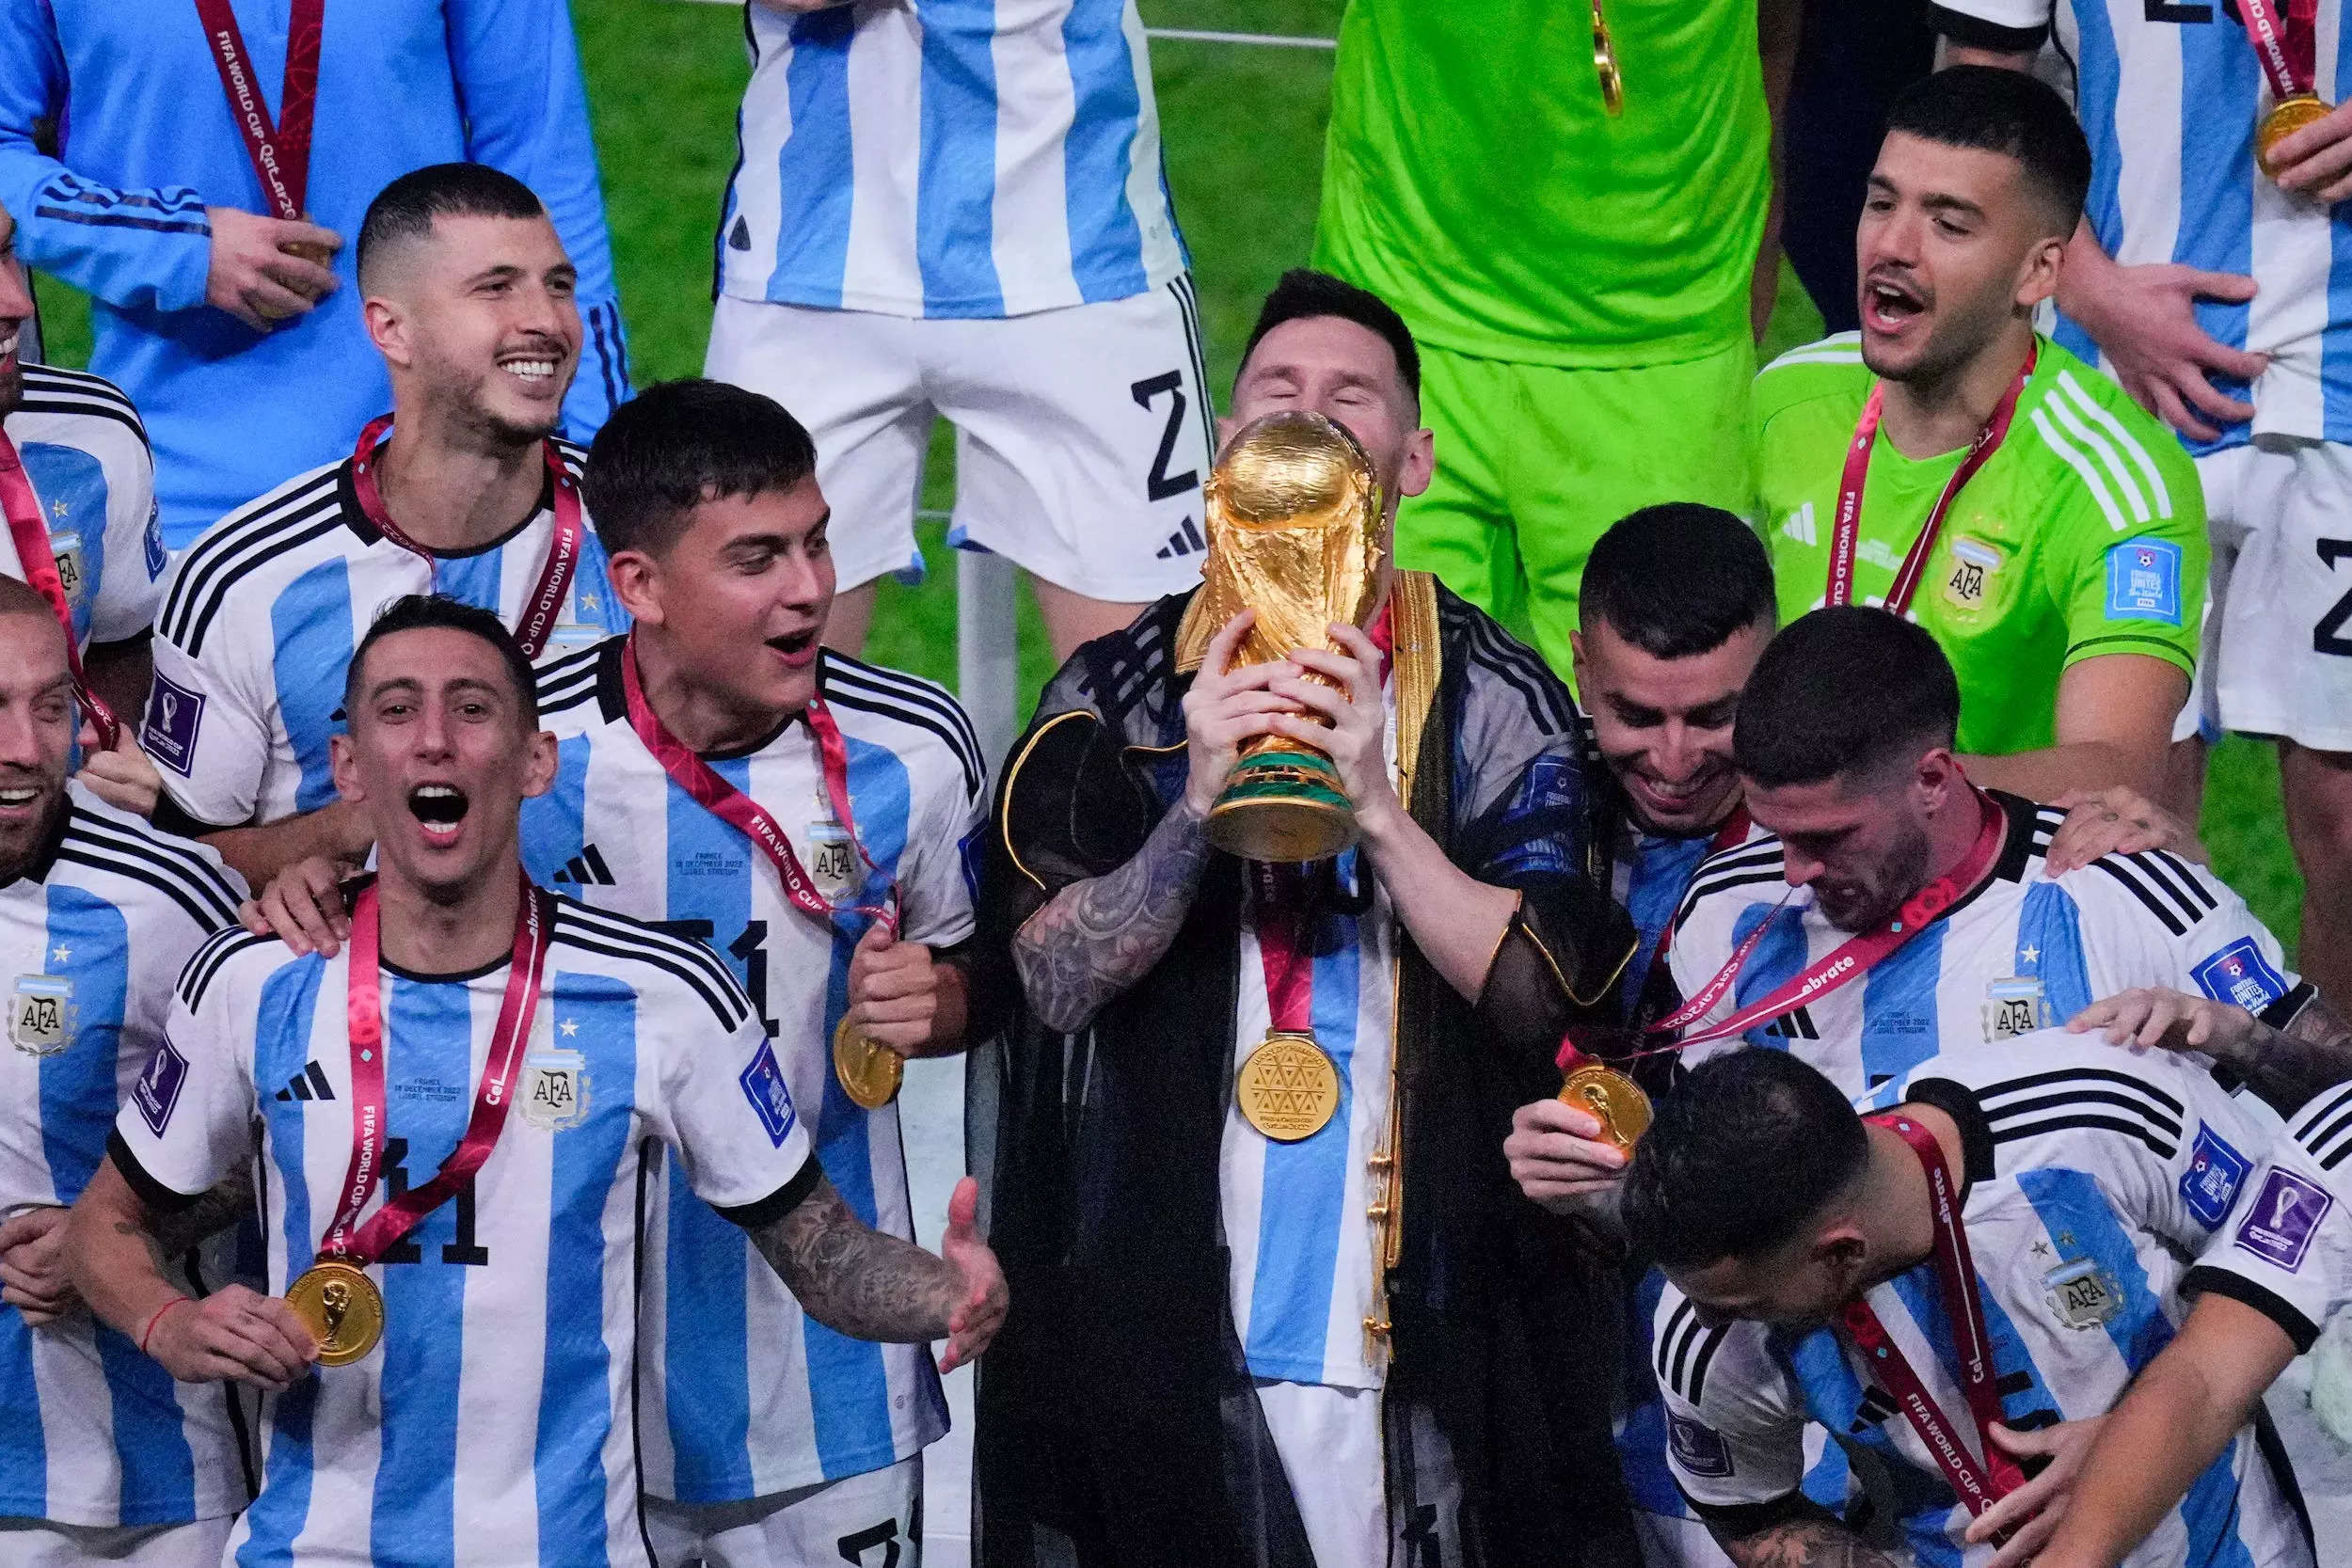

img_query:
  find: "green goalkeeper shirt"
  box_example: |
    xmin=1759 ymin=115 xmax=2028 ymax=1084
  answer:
xmin=1752 ymin=332 xmax=2207 ymax=758
xmin=1311 ymin=0 xmax=1771 ymax=366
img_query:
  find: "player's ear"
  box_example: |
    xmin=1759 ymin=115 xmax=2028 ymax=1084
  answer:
xmin=2014 ymin=230 xmax=2065 ymax=313
xmin=328 ymin=730 xmax=366 ymax=807
xmin=1397 ymin=420 xmax=1436 ymax=500
xmin=518 ymin=725 xmax=558 ymax=800
xmin=364 ymin=295 xmax=411 ymax=369
xmin=606 ymin=551 xmax=663 ymax=627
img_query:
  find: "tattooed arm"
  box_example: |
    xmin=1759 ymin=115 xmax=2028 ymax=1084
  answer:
xmin=1712 ymin=1512 xmax=1900 ymax=1568
xmin=2071 ymin=987 xmax=2352 ymax=1118
xmin=747 ymin=1172 xmax=1007 ymax=1372
xmin=1012 ymin=797 xmax=1215 ymax=1033
xmin=1010 ymin=610 xmax=1292 ymax=1034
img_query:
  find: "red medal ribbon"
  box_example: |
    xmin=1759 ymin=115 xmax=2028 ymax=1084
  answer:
xmin=0 ymin=429 xmax=119 ymax=748
xmin=619 ymin=633 xmax=898 ymax=937
xmin=348 ymin=417 xmax=584 ymax=659
xmin=2239 ymin=0 xmax=2318 ymax=103
xmin=195 ymin=0 xmax=324 ymax=223
xmin=1560 ymin=791 xmax=2005 ymax=1074
xmin=318 ymin=873 xmax=550 ymax=1267
xmin=1827 ymin=343 xmax=2037 ymax=615
xmin=1840 ymin=1114 xmax=2025 ymax=1519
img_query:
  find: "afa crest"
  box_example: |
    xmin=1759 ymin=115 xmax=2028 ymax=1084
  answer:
xmin=520 ymin=1047 xmax=590 ymax=1132
xmin=9 ymin=974 xmax=74 ymax=1056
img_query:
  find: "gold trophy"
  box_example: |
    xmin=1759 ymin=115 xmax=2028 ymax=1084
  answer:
xmin=1176 ymin=410 xmax=1386 ymax=864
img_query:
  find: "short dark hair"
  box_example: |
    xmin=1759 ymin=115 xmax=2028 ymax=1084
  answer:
xmin=1581 ymin=504 xmax=1776 ymax=659
xmin=1884 ymin=65 xmax=2092 ymax=234
xmin=358 ymin=164 xmax=548 ymax=288
xmin=581 ymin=379 xmax=820 ymax=558
xmin=1733 ymin=608 xmax=1960 ymax=790
xmin=1239 ymin=268 xmax=1421 ymax=403
xmin=1621 ymin=1049 xmax=1871 ymax=1271
xmin=343 ymin=594 xmax=538 ymax=728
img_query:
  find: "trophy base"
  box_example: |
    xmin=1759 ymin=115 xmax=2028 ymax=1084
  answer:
xmin=1205 ymin=750 xmax=1359 ymax=863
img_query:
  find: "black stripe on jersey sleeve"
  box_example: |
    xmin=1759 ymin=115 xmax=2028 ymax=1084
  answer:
xmin=63 ymin=809 xmax=244 ymax=926
xmin=167 ymin=489 xmax=346 ymax=653
xmin=2126 ymin=852 xmax=2213 ymax=922
xmin=1977 ymin=1063 xmax=2185 ymax=1117
xmin=549 ymin=901 xmax=751 ymax=1031
xmin=2295 ymin=1083 xmax=2352 ymax=1171
xmin=1981 ymin=1086 xmax=2183 ymax=1142
xmin=106 ymin=1129 xmax=206 ymax=1213
xmin=821 ymin=653 xmax=986 ymax=798
xmin=2090 ymin=859 xmax=2191 ymax=937
xmin=2183 ymin=1265 xmax=2322 ymax=1355
xmin=714 ymin=1157 xmax=824 ymax=1232
xmin=1678 ymin=1490 xmax=1823 ymax=1534
xmin=55 ymin=844 xmax=230 ymax=933
xmin=2143 ymin=850 xmax=2219 ymax=914
xmin=1990 ymin=1115 xmax=2177 ymax=1163
xmin=1657 ymin=1297 xmax=1698 ymax=1392
xmin=1685 ymin=1322 xmax=1732 ymax=1405
xmin=177 ymin=927 xmax=276 ymax=1012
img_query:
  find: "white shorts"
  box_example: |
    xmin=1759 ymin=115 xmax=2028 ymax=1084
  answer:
xmin=1253 ymin=1378 xmax=1467 ymax=1568
xmin=0 ymin=1513 xmax=234 ymax=1566
xmin=705 ymin=282 xmax=1216 ymax=603
xmin=642 ymin=1456 xmax=920 ymax=1568
xmin=2183 ymin=436 xmax=2352 ymax=752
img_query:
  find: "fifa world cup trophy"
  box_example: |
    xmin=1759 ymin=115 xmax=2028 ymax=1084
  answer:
xmin=1181 ymin=409 xmax=1386 ymax=863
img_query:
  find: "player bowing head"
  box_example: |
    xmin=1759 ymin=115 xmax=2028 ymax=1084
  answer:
xmin=1735 ymin=606 xmax=1971 ymax=933
xmin=584 ymin=377 xmax=830 ymax=737
xmin=329 ymin=594 xmax=553 ymax=902
xmin=357 ymin=162 xmax=580 ymax=445
xmin=1225 ymin=267 xmax=1435 ymax=524
xmin=1575 ymin=503 xmax=1775 ymax=839
xmin=1623 ymin=1043 xmax=2314 ymax=1568
xmin=1859 ymin=65 xmax=2088 ymax=385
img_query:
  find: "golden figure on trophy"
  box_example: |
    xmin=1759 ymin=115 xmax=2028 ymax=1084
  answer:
xmin=1175 ymin=409 xmax=1386 ymax=864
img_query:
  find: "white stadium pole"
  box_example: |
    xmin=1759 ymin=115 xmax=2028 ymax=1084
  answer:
xmin=956 ymin=544 xmax=1022 ymax=777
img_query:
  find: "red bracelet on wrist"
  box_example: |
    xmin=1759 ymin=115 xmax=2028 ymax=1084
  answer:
xmin=137 ymin=1296 xmax=190 ymax=1355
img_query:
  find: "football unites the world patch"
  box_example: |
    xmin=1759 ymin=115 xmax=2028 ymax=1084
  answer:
xmin=2191 ymin=938 xmax=2290 ymax=1013
xmin=739 ymin=1037 xmax=799 ymax=1148
xmin=2181 ymin=1124 xmax=2252 ymax=1230
xmin=2104 ymin=538 xmax=2184 ymax=625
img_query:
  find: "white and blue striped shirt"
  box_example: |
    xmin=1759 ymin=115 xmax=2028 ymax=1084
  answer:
xmin=143 ymin=446 xmax=628 ymax=831
xmin=0 ymin=786 xmax=247 ymax=1528
xmin=111 ymin=895 xmax=818 ymax=1567
xmin=1933 ymin=0 xmax=2352 ymax=452
xmin=521 ymin=639 xmax=982 ymax=1499
xmin=1666 ymin=793 xmax=2305 ymax=1098
xmin=716 ymin=0 xmax=1189 ymax=319
xmin=1658 ymin=1034 xmax=2315 ymax=1568
xmin=3 ymin=365 xmax=165 ymax=651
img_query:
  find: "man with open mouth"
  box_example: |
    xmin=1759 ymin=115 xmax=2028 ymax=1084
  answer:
xmin=139 ymin=163 xmax=631 ymax=899
xmin=68 ymin=593 xmax=1005 ymax=1568
xmin=1750 ymin=68 xmax=2202 ymax=808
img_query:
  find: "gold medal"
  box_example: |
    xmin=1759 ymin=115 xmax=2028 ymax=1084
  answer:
xmin=1591 ymin=0 xmax=1625 ymax=116
xmin=285 ymin=1259 xmax=384 ymax=1367
xmin=1558 ymin=1063 xmax=1653 ymax=1155
xmin=832 ymin=1017 xmax=904 ymax=1111
xmin=1236 ymin=1030 xmax=1340 ymax=1142
xmin=2259 ymin=93 xmax=2333 ymax=179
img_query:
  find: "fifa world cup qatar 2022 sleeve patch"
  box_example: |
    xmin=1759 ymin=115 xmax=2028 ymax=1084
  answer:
xmin=2192 ymin=938 xmax=2291 ymax=1012
xmin=2234 ymin=1168 xmax=2335 ymax=1273
xmin=2106 ymin=538 xmax=2184 ymax=625
xmin=141 ymin=673 xmax=206 ymax=778
xmin=2181 ymin=1123 xmax=2253 ymax=1230
xmin=739 ymin=1038 xmax=799 ymax=1148
xmin=1667 ymin=1412 xmax=1735 ymax=1479
xmin=132 ymin=1035 xmax=191 ymax=1136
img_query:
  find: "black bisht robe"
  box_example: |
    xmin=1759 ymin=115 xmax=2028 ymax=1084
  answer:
xmin=967 ymin=583 xmax=1646 ymax=1568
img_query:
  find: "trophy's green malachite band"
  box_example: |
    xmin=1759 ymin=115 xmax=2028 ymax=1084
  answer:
xmin=1206 ymin=748 xmax=1359 ymax=863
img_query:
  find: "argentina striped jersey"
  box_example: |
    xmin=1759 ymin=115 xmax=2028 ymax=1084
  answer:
xmin=4 ymin=364 xmax=165 ymax=650
xmin=522 ymin=639 xmax=980 ymax=1499
xmin=1657 ymin=1033 xmax=2315 ymax=1568
xmin=716 ymin=0 xmax=1188 ymax=318
xmin=1665 ymin=792 xmax=2304 ymax=1098
xmin=1931 ymin=0 xmax=2352 ymax=451
xmin=109 ymin=895 xmax=818 ymax=1567
xmin=0 ymin=785 xmax=247 ymax=1528
xmin=142 ymin=446 xmax=628 ymax=832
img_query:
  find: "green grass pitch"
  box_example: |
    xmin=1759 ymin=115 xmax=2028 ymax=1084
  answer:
xmin=26 ymin=0 xmax=2303 ymax=950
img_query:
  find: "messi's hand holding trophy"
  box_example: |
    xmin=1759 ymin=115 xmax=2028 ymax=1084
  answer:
xmin=1177 ymin=409 xmax=1396 ymax=864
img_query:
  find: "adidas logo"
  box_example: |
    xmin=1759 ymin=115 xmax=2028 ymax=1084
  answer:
xmin=276 ymin=1061 xmax=336 ymax=1102
xmin=1155 ymin=515 xmax=1206 ymax=561
xmin=550 ymin=844 xmax=616 ymax=887
xmin=1780 ymin=501 xmax=1817 ymax=548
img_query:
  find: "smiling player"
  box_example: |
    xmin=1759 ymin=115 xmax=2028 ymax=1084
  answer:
xmin=1751 ymin=67 xmax=2202 ymax=803
xmin=141 ymin=164 xmax=630 ymax=893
